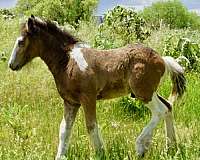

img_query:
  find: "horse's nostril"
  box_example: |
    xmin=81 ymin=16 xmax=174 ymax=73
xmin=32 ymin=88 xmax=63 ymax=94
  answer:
xmin=9 ymin=63 xmax=17 ymax=70
xmin=15 ymin=65 xmax=20 ymax=70
xmin=9 ymin=63 xmax=13 ymax=69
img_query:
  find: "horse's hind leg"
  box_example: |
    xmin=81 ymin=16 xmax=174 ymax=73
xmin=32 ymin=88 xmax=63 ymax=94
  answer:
xmin=158 ymin=95 xmax=176 ymax=147
xmin=56 ymin=101 xmax=80 ymax=160
xmin=164 ymin=110 xmax=176 ymax=150
xmin=157 ymin=95 xmax=176 ymax=148
xmin=136 ymin=93 xmax=169 ymax=156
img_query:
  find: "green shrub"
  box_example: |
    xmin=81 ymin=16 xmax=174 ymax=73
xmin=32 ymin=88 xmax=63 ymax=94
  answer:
xmin=15 ymin=0 xmax=98 ymax=26
xmin=145 ymin=27 xmax=200 ymax=72
xmin=30 ymin=0 xmax=64 ymax=24
xmin=141 ymin=0 xmax=200 ymax=30
xmin=94 ymin=6 xmax=150 ymax=49
xmin=117 ymin=96 xmax=148 ymax=118
xmin=77 ymin=19 xmax=99 ymax=46
xmin=164 ymin=37 xmax=200 ymax=71
xmin=0 ymin=9 xmax=15 ymax=19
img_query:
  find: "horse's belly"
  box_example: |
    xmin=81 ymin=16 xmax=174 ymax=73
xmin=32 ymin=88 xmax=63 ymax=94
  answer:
xmin=96 ymin=82 xmax=130 ymax=100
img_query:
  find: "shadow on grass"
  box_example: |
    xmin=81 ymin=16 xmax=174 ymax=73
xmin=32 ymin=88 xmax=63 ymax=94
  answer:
xmin=117 ymin=96 xmax=149 ymax=120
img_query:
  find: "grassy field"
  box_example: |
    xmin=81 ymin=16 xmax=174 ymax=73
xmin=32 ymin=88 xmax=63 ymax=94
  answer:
xmin=0 ymin=18 xmax=200 ymax=160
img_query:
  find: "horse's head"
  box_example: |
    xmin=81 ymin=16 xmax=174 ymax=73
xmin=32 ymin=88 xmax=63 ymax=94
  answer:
xmin=9 ymin=15 xmax=79 ymax=71
xmin=8 ymin=15 xmax=41 ymax=71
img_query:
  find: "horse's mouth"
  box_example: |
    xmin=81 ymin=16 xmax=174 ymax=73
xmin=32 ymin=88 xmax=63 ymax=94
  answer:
xmin=9 ymin=64 xmax=22 ymax=71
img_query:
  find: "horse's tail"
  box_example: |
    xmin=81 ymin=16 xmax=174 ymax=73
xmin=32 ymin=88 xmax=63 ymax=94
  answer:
xmin=162 ymin=56 xmax=186 ymax=105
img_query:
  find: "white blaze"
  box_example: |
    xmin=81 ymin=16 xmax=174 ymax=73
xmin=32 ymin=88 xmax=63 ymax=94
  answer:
xmin=8 ymin=36 xmax=23 ymax=66
xmin=70 ymin=47 xmax=88 ymax=71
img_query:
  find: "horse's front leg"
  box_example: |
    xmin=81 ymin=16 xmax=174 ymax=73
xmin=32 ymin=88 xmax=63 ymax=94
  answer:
xmin=81 ymin=95 xmax=104 ymax=155
xmin=55 ymin=101 xmax=80 ymax=160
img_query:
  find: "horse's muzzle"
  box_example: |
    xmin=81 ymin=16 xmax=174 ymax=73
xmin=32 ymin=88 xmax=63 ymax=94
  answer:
xmin=9 ymin=63 xmax=21 ymax=71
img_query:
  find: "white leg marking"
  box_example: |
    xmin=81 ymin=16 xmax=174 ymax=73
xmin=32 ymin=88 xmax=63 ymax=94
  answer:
xmin=136 ymin=93 xmax=168 ymax=156
xmin=56 ymin=117 xmax=73 ymax=160
xmin=89 ymin=123 xmax=104 ymax=151
xmin=70 ymin=47 xmax=88 ymax=71
xmin=165 ymin=111 xmax=176 ymax=147
xmin=8 ymin=36 xmax=23 ymax=66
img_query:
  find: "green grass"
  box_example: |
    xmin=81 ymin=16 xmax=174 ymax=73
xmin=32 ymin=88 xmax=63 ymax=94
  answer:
xmin=0 ymin=18 xmax=200 ymax=160
xmin=1 ymin=55 xmax=200 ymax=160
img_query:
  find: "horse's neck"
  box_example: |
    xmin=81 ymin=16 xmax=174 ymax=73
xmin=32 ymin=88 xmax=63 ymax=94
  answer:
xmin=40 ymin=45 xmax=69 ymax=76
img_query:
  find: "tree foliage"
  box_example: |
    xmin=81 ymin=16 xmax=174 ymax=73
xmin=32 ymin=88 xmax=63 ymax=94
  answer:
xmin=141 ymin=0 xmax=200 ymax=30
xmin=94 ymin=6 xmax=150 ymax=49
xmin=164 ymin=36 xmax=200 ymax=72
xmin=15 ymin=0 xmax=98 ymax=26
xmin=0 ymin=9 xmax=15 ymax=19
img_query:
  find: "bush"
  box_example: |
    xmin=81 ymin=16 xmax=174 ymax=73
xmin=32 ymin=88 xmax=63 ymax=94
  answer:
xmin=141 ymin=0 xmax=200 ymax=30
xmin=0 ymin=9 xmax=15 ymax=20
xmin=77 ymin=19 xmax=99 ymax=46
xmin=117 ymin=96 xmax=148 ymax=118
xmin=164 ymin=37 xmax=200 ymax=72
xmin=94 ymin=6 xmax=150 ymax=49
xmin=30 ymin=0 xmax=65 ymax=24
xmin=144 ymin=27 xmax=200 ymax=72
xmin=15 ymin=0 xmax=98 ymax=26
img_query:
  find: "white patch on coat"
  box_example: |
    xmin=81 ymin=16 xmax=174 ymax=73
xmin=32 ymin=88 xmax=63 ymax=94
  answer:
xmin=75 ymin=42 xmax=91 ymax=48
xmin=8 ymin=36 xmax=23 ymax=66
xmin=136 ymin=93 xmax=168 ymax=156
xmin=70 ymin=47 xmax=88 ymax=71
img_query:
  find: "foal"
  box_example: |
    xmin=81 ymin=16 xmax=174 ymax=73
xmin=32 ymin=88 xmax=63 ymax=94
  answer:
xmin=8 ymin=16 xmax=186 ymax=159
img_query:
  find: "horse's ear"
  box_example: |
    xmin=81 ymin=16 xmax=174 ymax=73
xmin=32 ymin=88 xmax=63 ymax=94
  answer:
xmin=31 ymin=14 xmax=35 ymax=19
xmin=28 ymin=17 xmax=35 ymax=34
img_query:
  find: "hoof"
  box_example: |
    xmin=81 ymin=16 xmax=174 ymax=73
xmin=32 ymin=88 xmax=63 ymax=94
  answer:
xmin=95 ymin=148 xmax=106 ymax=159
xmin=55 ymin=155 xmax=66 ymax=160
xmin=136 ymin=142 xmax=147 ymax=157
xmin=136 ymin=137 xmax=151 ymax=157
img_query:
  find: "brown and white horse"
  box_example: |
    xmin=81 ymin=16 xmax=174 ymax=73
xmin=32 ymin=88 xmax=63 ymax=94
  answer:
xmin=8 ymin=15 xmax=186 ymax=159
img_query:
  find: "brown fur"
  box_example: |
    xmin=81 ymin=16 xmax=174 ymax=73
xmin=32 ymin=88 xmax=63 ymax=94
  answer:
xmin=78 ymin=45 xmax=165 ymax=103
xmin=19 ymin=18 xmax=165 ymax=104
xmin=41 ymin=44 xmax=165 ymax=105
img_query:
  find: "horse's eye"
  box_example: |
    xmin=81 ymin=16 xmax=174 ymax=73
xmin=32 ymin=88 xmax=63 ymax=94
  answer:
xmin=18 ymin=40 xmax=25 ymax=47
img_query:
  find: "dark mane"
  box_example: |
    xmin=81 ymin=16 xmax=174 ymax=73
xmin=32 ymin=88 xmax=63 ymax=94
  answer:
xmin=35 ymin=18 xmax=79 ymax=45
xmin=21 ymin=18 xmax=79 ymax=46
xmin=47 ymin=20 xmax=79 ymax=44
